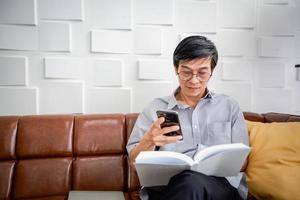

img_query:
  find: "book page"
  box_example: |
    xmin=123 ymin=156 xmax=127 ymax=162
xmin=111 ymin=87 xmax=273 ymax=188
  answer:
xmin=136 ymin=151 xmax=195 ymax=166
xmin=193 ymin=143 xmax=249 ymax=162
xmin=191 ymin=143 xmax=250 ymax=177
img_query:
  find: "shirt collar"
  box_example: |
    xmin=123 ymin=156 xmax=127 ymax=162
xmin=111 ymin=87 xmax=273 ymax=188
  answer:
xmin=166 ymin=87 xmax=214 ymax=110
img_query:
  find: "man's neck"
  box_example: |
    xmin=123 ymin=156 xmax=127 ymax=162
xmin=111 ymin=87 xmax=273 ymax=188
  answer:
xmin=176 ymin=88 xmax=208 ymax=108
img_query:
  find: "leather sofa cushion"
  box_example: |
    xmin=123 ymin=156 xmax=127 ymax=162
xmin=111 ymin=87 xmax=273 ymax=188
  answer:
xmin=74 ymin=115 xmax=126 ymax=155
xmin=73 ymin=155 xmax=125 ymax=191
xmin=0 ymin=161 xmax=15 ymax=199
xmin=14 ymin=158 xmax=72 ymax=199
xmin=17 ymin=116 xmax=73 ymax=158
xmin=0 ymin=116 xmax=18 ymax=159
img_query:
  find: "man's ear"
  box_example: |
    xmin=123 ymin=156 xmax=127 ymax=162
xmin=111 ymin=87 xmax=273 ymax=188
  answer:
xmin=174 ymin=65 xmax=178 ymax=74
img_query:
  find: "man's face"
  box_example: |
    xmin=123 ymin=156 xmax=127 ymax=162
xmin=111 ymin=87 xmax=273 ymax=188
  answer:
xmin=176 ymin=57 xmax=212 ymax=99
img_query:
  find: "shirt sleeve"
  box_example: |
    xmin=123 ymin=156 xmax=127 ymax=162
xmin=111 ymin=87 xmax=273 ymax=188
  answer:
xmin=126 ymin=105 xmax=154 ymax=157
xmin=230 ymin=99 xmax=249 ymax=146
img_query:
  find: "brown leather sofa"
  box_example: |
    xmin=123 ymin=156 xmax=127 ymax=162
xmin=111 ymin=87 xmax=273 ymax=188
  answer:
xmin=1 ymin=112 xmax=300 ymax=200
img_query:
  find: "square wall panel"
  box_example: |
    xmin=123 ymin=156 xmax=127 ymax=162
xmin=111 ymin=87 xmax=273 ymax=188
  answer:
xmin=258 ymin=36 xmax=294 ymax=58
xmin=86 ymin=0 xmax=131 ymax=30
xmin=91 ymin=30 xmax=131 ymax=53
xmin=39 ymin=81 xmax=84 ymax=114
xmin=176 ymin=0 xmax=216 ymax=33
xmin=0 ymin=56 xmax=27 ymax=85
xmin=85 ymin=88 xmax=131 ymax=113
xmin=135 ymin=0 xmax=173 ymax=25
xmin=263 ymin=0 xmax=289 ymax=4
xmin=132 ymin=82 xmax=173 ymax=112
xmin=0 ymin=0 xmax=36 ymax=25
xmin=39 ymin=0 xmax=83 ymax=20
xmin=254 ymin=88 xmax=292 ymax=113
xmin=0 ymin=26 xmax=38 ymax=50
xmin=93 ymin=59 xmax=123 ymax=86
xmin=39 ymin=21 xmax=71 ymax=52
xmin=217 ymin=30 xmax=253 ymax=57
xmin=0 ymin=87 xmax=38 ymax=116
xmin=138 ymin=59 xmax=172 ymax=80
xmin=296 ymin=31 xmax=300 ymax=58
xmin=259 ymin=6 xmax=295 ymax=36
xmin=134 ymin=27 xmax=162 ymax=55
xmin=256 ymin=62 xmax=285 ymax=88
xmin=218 ymin=0 xmax=255 ymax=28
xmin=221 ymin=61 xmax=252 ymax=81
xmin=44 ymin=57 xmax=81 ymax=79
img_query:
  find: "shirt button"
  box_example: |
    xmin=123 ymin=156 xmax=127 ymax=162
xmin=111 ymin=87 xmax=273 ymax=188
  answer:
xmin=194 ymin=125 xmax=197 ymax=129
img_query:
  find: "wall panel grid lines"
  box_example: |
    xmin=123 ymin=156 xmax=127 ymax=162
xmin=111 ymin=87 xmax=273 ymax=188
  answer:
xmin=0 ymin=0 xmax=299 ymax=115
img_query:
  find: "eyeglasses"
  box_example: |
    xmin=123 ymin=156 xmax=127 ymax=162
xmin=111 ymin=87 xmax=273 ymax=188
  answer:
xmin=177 ymin=71 xmax=211 ymax=82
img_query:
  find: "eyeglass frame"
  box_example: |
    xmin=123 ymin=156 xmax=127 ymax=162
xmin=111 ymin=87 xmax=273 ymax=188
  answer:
xmin=177 ymin=70 xmax=212 ymax=82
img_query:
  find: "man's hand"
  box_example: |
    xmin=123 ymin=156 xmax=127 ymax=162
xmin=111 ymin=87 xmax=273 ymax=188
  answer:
xmin=130 ymin=117 xmax=182 ymax=162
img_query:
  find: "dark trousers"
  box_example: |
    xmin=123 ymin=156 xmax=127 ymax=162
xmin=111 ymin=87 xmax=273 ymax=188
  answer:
xmin=146 ymin=170 xmax=243 ymax=200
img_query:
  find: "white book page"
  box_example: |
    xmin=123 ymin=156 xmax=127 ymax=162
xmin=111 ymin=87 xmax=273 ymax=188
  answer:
xmin=136 ymin=151 xmax=195 ymax=166
xmin=193 ymin=143 xmax=249 ymax=162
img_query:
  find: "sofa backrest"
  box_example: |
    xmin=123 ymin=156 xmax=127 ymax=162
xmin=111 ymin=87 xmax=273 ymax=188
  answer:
xmin=0 ymin=114 xmax=127 ymax=200
xmin=1 ymin=112 xmax=300 ymax=199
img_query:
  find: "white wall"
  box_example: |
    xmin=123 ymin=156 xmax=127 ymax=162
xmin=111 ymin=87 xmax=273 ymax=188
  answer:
xmin=0 ymin=0 xmax=300 ymax=115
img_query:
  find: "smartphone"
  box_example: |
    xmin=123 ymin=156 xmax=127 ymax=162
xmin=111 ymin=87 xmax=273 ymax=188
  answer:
xmin=156 ymin=110 xmax=183 ymax=137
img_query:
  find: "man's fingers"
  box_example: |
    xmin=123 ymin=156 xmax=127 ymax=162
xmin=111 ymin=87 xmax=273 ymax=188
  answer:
xmin=161 ymin=125 xmax=179 ymax=135
xmin=153 ymin=135 xmax=182 ymax=145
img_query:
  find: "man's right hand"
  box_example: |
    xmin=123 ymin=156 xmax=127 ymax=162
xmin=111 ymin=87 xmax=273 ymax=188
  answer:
xmin=129 ymin=117 xmax=183 ymax=162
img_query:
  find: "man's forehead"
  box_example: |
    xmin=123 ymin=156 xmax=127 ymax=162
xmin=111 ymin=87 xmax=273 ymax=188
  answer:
xmin=178 ymin=57 xmax=211 ymax=70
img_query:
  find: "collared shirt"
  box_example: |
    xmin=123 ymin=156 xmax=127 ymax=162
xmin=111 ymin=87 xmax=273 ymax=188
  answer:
xmin=127 ymin=88 xmax=249 ymax=199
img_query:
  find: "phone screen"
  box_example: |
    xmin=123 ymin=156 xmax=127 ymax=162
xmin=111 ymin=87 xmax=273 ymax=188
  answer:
xmin=156 ymin=110 xmax=183 ymax=137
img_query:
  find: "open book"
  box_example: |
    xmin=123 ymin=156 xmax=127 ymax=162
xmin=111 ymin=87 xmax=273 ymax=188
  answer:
xmin=134 ymin=143 xmax=250 ymax=187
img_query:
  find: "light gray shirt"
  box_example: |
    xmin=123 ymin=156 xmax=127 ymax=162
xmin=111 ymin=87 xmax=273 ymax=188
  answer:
xmin=127 ymin=88 xmax=249 ymax=199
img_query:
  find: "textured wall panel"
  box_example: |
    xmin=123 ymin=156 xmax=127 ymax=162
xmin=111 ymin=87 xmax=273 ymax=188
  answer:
xmin=176 ymin=0 xmax=216 ymax=33
xmin=263 ymin=0 xmax=288 ymax=4
xmin=138 ymin=59 xmax=172 ymax=80
xmin=294 ymin=85 xmax=300 ymax=112
xmin=221 ymin=61 xmax=251 ymax=81
xmin=0 ymin=56 xmax=27 ymax=85
xmin=259 ymin=6 xmax=295 ymax=36
xmin=254 ymin=89 xmax=292 ymax=113
xmin=93 ymin=59 xmax=123 ymax=86
xmin=296 ymin=31 xmax=300 ymax=58
xmin=258 ymin=36 xmax=294 ymax=57
xmin=132 ymin=82 xmax=173 ymax=112
xmin=0 ymin=0 xmax=36 ymax=25
xmin=180 ymin=33 xmax=217 ymax=44
xmin=0 ymin=87 xmax=38 ymax=115
xmin=39 ymin=22 xmax=71 ymax=52
xmin=0 ymin=26 xmax=38 ymax=50
xmin=134 ymin=27 xmax=162 ymax=54
xmin=39 ymin=81 xmax=84 ymax=114
xmin=217 ymin=30 xmax=253 ymax=57
xmin=85 ymin=88 xmax=131 ymax=113
xmin=218 ymin=0 xmax=255 ymax=28
xmin=256 ymin=62 xmax=285 ymax=88
xmin=44 ymin=57 xmax=81 ymax=79
xmin=87 ymin=0 xmax=131 ymax=29
xmin=91 ymin=30 xmax=131 ymax=53
xmin=39 ymin=0 xmax=83 ymax=20
xmin=135 ymin=0 xmax=173 ymax=25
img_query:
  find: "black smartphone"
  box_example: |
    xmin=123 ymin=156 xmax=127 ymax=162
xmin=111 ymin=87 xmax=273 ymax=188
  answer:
xmin=156 ymin=110 xmax=183 ymax=138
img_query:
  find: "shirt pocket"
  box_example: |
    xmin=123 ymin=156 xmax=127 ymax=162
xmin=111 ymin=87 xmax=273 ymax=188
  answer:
xmin=207 ymin=122 xmax=231 ymax=145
